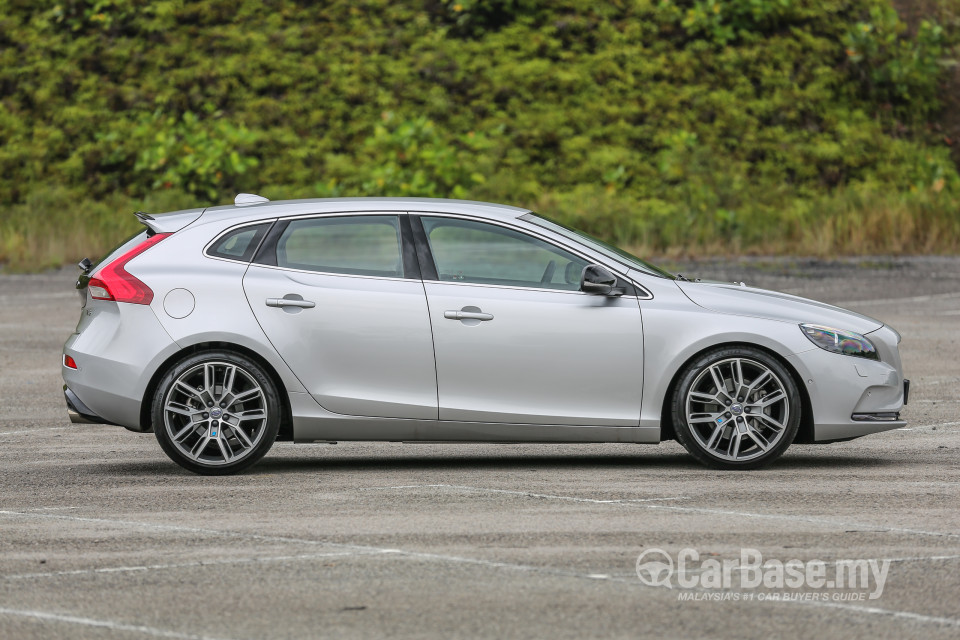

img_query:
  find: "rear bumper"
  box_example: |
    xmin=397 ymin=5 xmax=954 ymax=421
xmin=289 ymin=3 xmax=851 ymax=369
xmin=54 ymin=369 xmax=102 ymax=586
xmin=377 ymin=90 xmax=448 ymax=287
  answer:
xmin=64 ymin=385 xmax=116 ymax=425
xmin=62 ymin=302 xmax=180 ymax=431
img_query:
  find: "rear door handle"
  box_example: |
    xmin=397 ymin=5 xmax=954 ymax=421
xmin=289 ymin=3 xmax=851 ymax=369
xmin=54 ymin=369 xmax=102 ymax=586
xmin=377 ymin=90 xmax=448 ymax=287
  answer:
xmin=266 ymin=296 xmax=316 ymax=309
xmin=444 ymin=310 xmax=493 ymax=321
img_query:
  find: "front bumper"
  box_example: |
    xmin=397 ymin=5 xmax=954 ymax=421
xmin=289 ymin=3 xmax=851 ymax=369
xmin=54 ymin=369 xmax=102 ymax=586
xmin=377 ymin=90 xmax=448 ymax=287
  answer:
xmin=787 ymin=326 xmax=908 ymax=442
xmin=850 ymin=379 xmax=911 ymax=423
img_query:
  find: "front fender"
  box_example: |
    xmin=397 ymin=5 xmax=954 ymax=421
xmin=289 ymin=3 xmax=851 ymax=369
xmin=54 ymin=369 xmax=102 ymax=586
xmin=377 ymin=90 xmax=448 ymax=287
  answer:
xmin=634 ymin=275 xmax=814 ymax=432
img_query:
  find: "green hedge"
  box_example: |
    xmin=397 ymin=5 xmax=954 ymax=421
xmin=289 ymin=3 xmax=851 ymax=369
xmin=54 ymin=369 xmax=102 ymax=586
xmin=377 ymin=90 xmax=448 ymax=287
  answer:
xmin=1 ymin=0 xmax=959 ymax=269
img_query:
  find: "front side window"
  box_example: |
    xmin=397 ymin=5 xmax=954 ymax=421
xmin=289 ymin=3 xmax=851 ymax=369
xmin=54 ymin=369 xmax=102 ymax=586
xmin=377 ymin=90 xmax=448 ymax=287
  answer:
xmin=421 ymin=217 xmax=589 ymax=291
xmin=523 ymin=213 xmax=675 ymax=279
xmin=275 ymin=215 xmax=404 ymax=278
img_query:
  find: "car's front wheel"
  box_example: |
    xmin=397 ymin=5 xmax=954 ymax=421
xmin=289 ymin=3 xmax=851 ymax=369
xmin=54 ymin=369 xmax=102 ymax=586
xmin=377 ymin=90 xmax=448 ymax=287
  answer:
xmin=671 ymin=346 xmax=801 ymax=469
xmin=152 ymin=351 xmax=280 ymax=475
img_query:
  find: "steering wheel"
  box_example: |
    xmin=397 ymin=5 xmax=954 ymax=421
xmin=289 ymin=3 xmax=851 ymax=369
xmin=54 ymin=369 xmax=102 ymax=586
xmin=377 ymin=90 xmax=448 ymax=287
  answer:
xmin=540 ymin=260 xmax=557 ymax=285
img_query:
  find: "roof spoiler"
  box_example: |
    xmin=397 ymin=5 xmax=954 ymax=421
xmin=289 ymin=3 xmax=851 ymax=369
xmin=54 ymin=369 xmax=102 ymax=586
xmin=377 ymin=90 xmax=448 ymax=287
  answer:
xmin=133 ymin=207 xmax=206 ymax=235
xmin=130 ymin=193 xmax=268 ymax=235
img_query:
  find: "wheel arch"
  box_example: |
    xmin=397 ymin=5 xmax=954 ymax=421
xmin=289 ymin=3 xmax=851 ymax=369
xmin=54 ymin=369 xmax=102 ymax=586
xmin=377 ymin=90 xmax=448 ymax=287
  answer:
xmin=139 ymin=341 xmax=294 ymax=441
xmin=658 ymin=340 xmax=814 ymax=444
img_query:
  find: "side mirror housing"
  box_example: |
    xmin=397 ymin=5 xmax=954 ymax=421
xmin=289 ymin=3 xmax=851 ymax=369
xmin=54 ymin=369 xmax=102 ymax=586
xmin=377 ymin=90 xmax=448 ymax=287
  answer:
xmin=580 ymin=264 xmax=622 ymax=296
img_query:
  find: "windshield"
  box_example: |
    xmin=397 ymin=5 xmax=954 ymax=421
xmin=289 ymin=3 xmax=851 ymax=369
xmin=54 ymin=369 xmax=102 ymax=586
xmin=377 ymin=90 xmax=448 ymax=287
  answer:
xmin=522 ymin=213 xmax=676 ymax=279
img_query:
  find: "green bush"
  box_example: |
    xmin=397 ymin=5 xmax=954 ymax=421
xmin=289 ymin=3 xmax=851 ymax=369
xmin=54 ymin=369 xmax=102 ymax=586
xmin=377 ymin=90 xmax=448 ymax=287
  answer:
xmin=1 ymin=0 xmax=959 ymax=270
xmin=843 ymin=4 xmax=947 ymax=121
xmin=97 ymin=109 xmax=261 ymax=201
xmin=315 ymin=111 xmax=499 ymax=198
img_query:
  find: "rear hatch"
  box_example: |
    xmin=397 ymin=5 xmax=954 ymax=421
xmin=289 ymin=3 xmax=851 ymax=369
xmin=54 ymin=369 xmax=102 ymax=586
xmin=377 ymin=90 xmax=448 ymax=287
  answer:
xmin=75 ymin=207 xmax=205 ymax=305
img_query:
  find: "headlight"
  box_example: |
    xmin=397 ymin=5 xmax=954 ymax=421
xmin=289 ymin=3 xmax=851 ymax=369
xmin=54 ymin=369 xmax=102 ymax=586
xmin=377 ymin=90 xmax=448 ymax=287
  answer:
xmin=799 ymin=324 xmax=879 ymax=361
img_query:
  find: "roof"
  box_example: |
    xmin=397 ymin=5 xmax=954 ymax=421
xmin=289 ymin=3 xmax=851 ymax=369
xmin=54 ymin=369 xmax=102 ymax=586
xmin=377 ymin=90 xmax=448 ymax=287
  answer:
xmin=199 ymin=196 xmax=531 ymax=225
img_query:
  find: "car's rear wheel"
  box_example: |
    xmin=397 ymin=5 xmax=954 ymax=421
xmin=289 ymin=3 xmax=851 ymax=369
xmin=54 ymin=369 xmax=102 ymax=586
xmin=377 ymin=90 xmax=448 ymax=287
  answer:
xmin=671 ymin=346 xmax=801 ymax=469
xmin=152 ymin=351 xmax=280 ymax=475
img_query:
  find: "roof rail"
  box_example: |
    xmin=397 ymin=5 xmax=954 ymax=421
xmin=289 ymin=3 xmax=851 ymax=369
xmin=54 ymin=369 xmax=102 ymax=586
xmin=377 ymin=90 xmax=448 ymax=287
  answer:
xmin=235 ymin=193 xmax=270 ymax=206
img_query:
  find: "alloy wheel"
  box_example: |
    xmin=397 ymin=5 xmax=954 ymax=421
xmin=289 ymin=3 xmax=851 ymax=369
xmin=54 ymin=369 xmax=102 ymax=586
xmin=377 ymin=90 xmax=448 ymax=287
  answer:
xmin=683 ymin=357 xmax=791 ymax=462
xmin=162 ymin=361 xmax=269 ymax=466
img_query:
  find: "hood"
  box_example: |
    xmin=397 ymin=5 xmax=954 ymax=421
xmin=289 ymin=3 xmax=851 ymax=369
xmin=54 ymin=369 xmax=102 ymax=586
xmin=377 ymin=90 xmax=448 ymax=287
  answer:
xmin=676 ymin=281 xmax=884 ymax=335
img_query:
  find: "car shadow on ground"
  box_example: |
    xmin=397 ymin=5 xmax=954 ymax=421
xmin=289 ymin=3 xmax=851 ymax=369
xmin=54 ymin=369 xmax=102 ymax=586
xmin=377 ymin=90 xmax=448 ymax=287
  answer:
xmin=88 ymin=449 xmax=891 ymax=477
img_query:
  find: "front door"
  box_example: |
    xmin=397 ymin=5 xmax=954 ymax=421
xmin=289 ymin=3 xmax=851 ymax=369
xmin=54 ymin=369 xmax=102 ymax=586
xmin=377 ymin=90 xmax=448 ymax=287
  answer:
xmin=417 ymin=215 xmax=644 ymax=426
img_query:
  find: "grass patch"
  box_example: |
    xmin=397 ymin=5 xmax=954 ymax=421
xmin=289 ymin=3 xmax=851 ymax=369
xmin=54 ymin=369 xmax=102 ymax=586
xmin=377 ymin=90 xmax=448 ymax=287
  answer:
xmin=2 ymin=185 xmax=957 ymax=273
xmin=0 ymin=188 xmax=197 ymax=272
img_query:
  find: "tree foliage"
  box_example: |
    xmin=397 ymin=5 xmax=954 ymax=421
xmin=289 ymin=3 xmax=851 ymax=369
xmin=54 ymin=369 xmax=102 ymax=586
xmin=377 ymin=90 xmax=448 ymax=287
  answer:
xmin=1 ymin=0 xmax=959 ymax=267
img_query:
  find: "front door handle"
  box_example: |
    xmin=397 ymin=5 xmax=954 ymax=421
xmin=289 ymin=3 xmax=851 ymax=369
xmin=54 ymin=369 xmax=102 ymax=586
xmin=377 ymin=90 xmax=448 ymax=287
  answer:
xmin=444 ymin=309 xmax=493 ymax=321
xmin=266 ymin=295 xmax=316 ymax=309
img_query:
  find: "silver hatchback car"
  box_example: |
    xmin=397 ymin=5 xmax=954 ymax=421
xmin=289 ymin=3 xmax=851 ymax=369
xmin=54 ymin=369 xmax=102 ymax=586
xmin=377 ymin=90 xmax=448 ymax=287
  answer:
xmin=62 ymin=195 xmax=909 ymax=474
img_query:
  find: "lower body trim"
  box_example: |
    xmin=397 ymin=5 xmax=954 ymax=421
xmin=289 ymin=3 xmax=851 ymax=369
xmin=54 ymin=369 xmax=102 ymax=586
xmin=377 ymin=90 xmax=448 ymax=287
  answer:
xmin=64 ymin=385 xmax=117 ymax=426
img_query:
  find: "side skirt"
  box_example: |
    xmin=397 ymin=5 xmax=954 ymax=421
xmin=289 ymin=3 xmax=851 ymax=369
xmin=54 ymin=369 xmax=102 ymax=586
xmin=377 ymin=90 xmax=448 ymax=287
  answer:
xmin=288 ymin=392 xmax=660 ymax=444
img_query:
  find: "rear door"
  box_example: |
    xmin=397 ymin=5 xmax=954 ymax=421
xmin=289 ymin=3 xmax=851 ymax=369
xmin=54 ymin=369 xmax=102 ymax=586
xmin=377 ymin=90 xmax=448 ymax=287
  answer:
xmin=242 ymin=213 xmax=437 ymax=420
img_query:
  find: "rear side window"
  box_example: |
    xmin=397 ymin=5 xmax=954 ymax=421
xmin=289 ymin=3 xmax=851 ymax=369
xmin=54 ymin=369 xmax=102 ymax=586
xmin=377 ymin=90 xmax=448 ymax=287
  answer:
xmin=273 ymin=215 xmax=404 ymax=278
xmin=207 ymin=223 xmax=272 ymax=262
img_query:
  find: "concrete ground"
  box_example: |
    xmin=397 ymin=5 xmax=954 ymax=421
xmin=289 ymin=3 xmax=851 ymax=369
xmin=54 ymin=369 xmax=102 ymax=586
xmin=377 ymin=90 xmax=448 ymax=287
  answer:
xmin=0 ymin=257 xmax=958 ymax=640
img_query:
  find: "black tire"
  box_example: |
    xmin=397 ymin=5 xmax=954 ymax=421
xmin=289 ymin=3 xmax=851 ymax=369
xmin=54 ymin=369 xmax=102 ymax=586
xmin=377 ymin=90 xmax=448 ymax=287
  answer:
xmin=670 ymin=346 xmax=801 ymax=470
xmin=152 ymin=350 xmax=281 ymax=475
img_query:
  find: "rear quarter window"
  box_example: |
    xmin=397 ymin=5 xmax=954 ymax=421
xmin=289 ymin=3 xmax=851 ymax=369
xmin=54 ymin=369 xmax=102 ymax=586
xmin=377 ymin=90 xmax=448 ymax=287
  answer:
xmin=206 ymin=223 xmax=272 ymax=262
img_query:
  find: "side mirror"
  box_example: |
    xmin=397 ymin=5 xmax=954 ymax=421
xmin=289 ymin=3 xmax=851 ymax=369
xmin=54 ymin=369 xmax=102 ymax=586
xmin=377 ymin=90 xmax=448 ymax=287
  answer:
xmin=580 ymin=264 xmax=622 ymax=296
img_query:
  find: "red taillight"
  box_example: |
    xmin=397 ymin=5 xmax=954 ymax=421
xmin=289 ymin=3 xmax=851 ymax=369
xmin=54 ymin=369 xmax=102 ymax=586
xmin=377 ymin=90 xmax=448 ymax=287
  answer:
xmin=89 ymin=233 xmax=171 ymax=305
xmin=63 ymin=354 xmax=78 ymax=369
